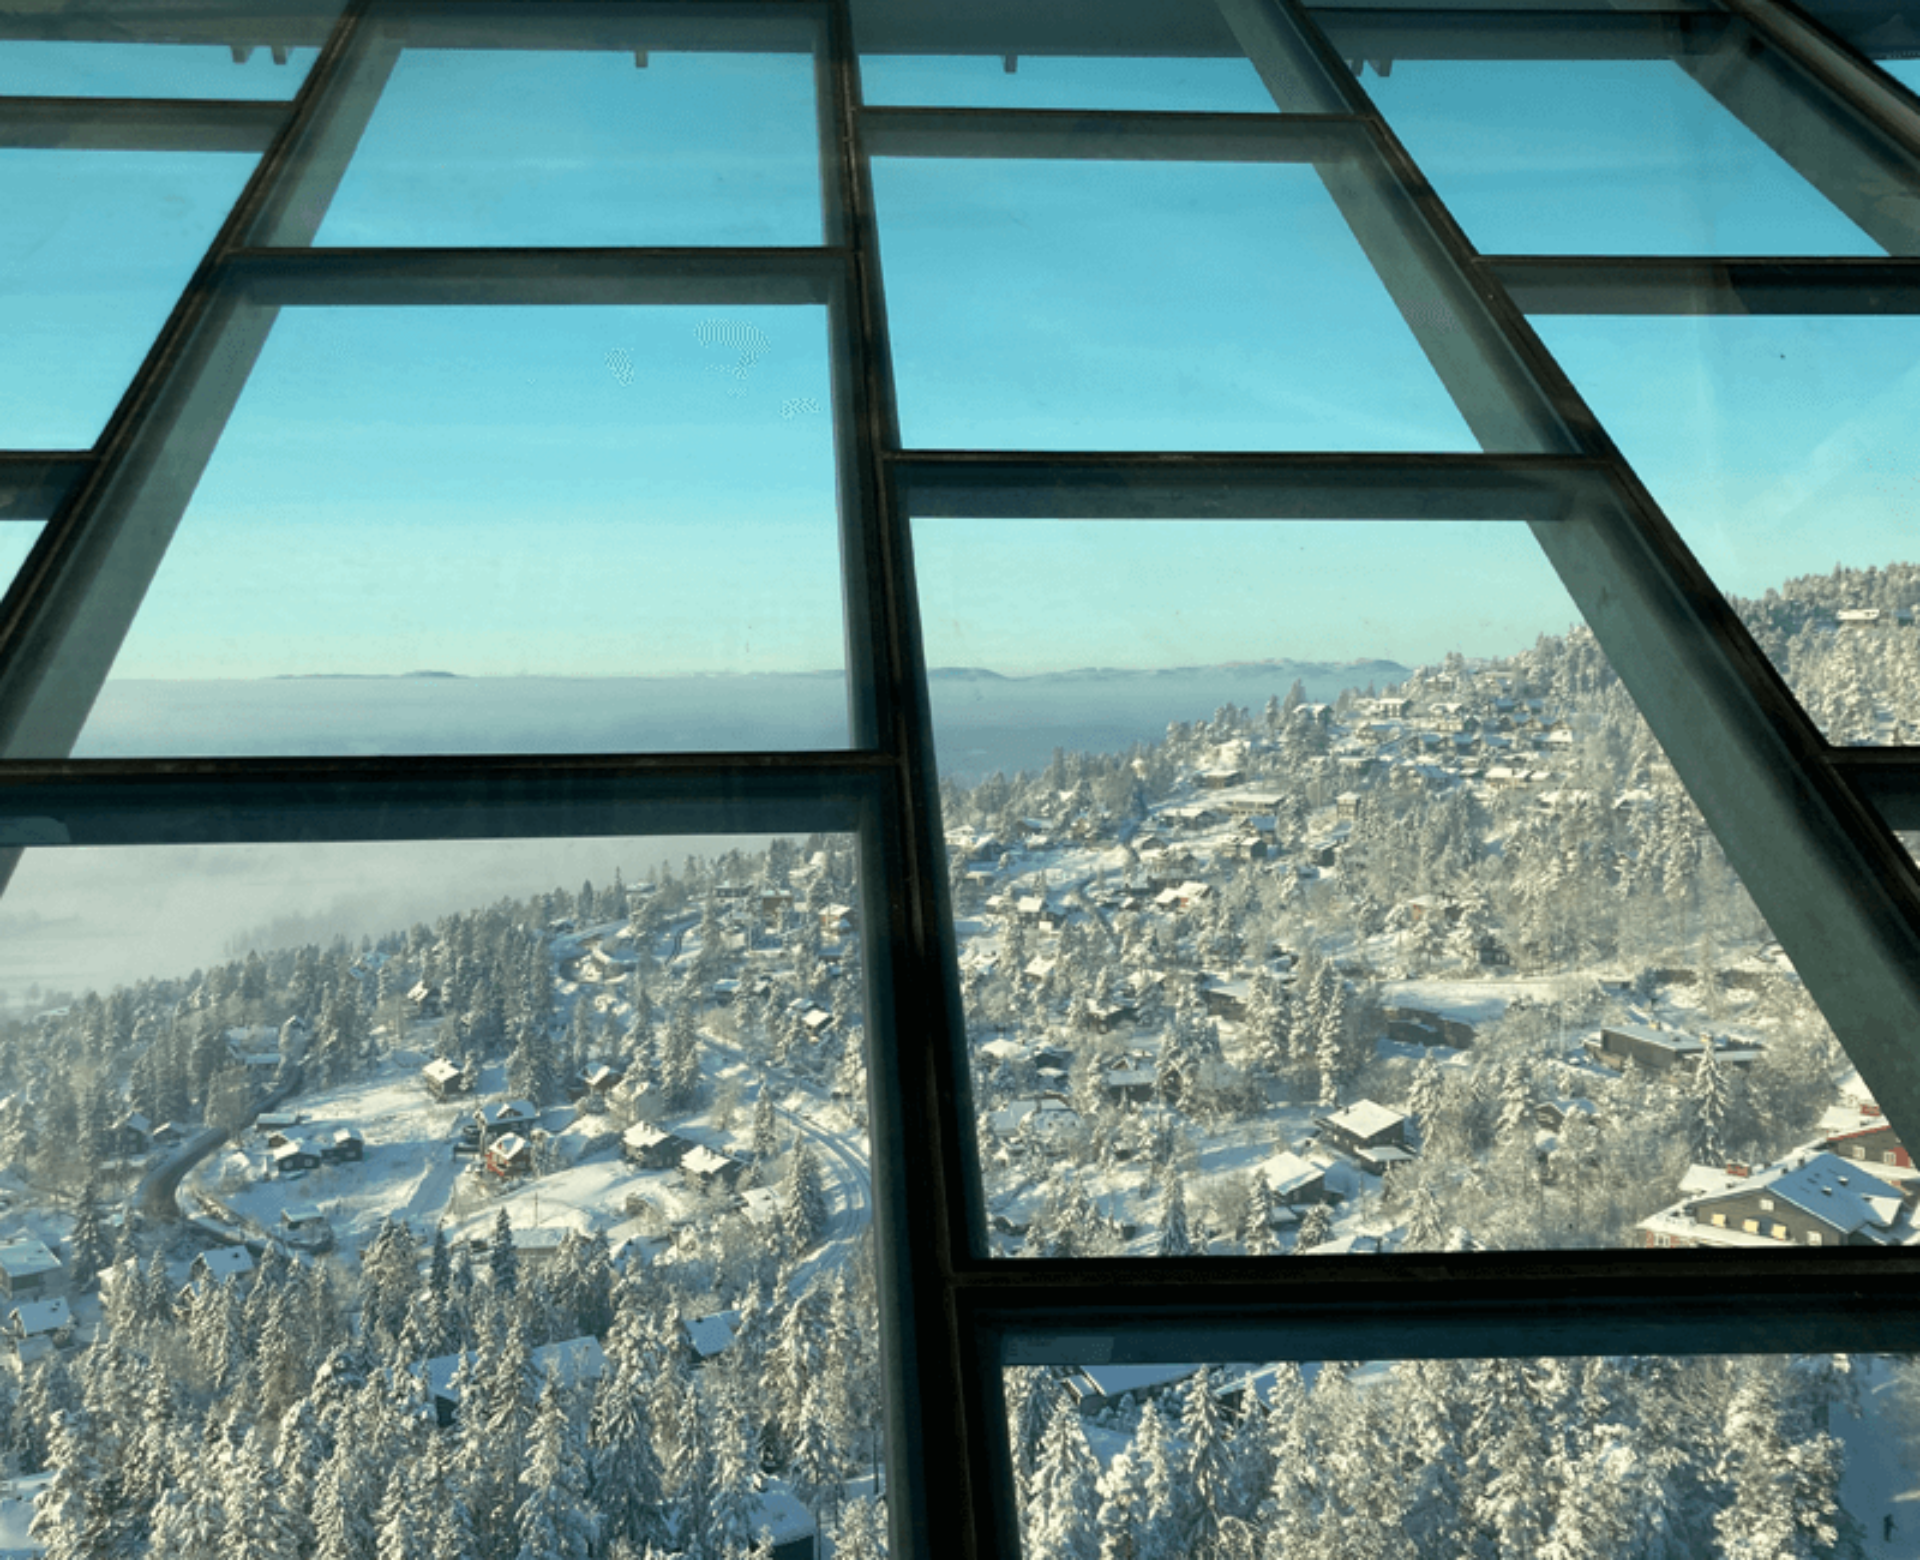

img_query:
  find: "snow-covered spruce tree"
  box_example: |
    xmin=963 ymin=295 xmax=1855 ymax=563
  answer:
xmin=1157 ymin=1176 xmax=1196 ymax=1258
xmin=1713 ymin=1361 xmax=1845 ymax=1560
xmin=658 ymin=1002 xmax=702 ymax=1114
xmin=1293 ymin=1202 xmax=1334 ymax=1253
xmin=779 ymin=1141 xmax=829 ymax=1253
xmin=514 ymin=1379 xmax=598 ymax=1560
xmin=1178 ymin=1367 xmax=1232 ymax=1553
xmin=1025 ymin=1399 xmax=1100 ymax=1560
xmin=1691 ymin=1041 xmax=1732 ymax=1167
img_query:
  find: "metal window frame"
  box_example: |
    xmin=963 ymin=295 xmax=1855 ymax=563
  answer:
xmin=5 ymin=1 xmax=1920 ymax=1556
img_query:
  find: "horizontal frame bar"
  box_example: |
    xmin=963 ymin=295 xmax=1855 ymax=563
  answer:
xmin=0 ymin=751 xmax=884 ymax=846
xmin=861 ymin=105 xmax=1361 ymax=161
xmin=0 ymin=457 xmax=91 ymax=524
xmin=0 ymin=96 xmax=289 ymax=152
xmin=972 ymin=1252 xmax=1920 ymax=1363
xmin=1313 ymin=7 xmax=1709 ymax=60
xmin=221 ymin=245 xmax=849 ymax=306
xmin=1490 ymin=254 xmax=1920 ymax=313
xmin=1829 ymin=747 xmax=1920 ymax=831
xmin=892 ymin=450 xmax=1611 ymax=519
xmin=388 ymin=0 xmax=823 ymax=53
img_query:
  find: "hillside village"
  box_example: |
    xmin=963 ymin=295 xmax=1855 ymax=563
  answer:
xmin=0 ymin=562 xmax=1912 ymax=1554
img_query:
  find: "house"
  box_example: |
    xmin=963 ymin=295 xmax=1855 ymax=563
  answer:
xmin=190 ymin=1247 xmax=254 ymax=1284
xmin=1100 ymin=1065 xmax=1156 ymax=1107
xmin=623 ymin=1122 xmax=691 ymax=1170
xmin=482 ymin=1099 xmax=540 ymax=1132
xmin=684 ymin=1308 xmax=741 ymax=1362
xmin=1584 ymin=1023 xmax=1704 ymax=1074
xmin=407 ymin=979 xmax=442 ymax=1017
xmin=7 ymin=1296 xmax=72 ymax=1357
xmin=581 ymin=1062 xmax=624 ymax=1096
xmin=418 ymin=1335 xmax=606 ymax=1426
xmin=1256 ymin=1151 xmax=1326 ymax=1207
xmin=1385 ymin=1006 xmax=1477 ymax=1049
xmin=1314 ymin=1100 xmax=1415 ymax=1172
xmin=1837 ymin=607 xmax=1884 ymax=627
xmin=485 ymin=1133 xmax=533 ymax=1177
xmin=0 ymin=1239 xmax=61 ymax=1302
xmin=745 ymin=1491 xmax=818 ymax=1560
xmin=989 ymin=1095 xmax=1080 ymax=1140
xmin=255 ymin=1110 xmax=302 ymax=1134
xmin=271 ymin=1139 xmax=321 ymax=1175
xmin=1641 ymin=1152 xmax=1914 ymax=1248
xmin=112 ymin=1111 xmax=153 ymax=1156
xmin=320 ymin=1127 xmax=364 ymax=1164
xmin=422 ymin=1057 xmax=469 ymax=1099
xmin=1821 ymin=1099 xmax=1911 ymax=1177
xmin=151 ymin=1121 xmax=187 ymax=1148
xmin=279 ymin=1204 xmax=334 ymax=1251
xmin=679 ymin=1144 xmax=748 ymax=1192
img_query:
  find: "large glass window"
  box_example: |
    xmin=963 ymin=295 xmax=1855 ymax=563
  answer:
xmin=5 ymin=1 xmax=1920 ymax=1555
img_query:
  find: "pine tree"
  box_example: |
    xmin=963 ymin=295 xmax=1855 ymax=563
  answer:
xmin=515 ymin=1380 xmax=598 ymax=1560
xmin=1025 ymin=1400 xmax=1099 ymax=1560
xmin=780 ymin=1142 xmax=829 ymax=1253
xmin=1157 ymin=1176 xmax=1196 ymax=1257
xmin=1294 ymin=1202 xmax=1334 ymax=1252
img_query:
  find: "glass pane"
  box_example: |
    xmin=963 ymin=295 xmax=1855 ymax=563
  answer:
xmin=860 ymin=53 xmax=1280 ymax=112
xmin=873 ymin=159 xmax=1477 ymax=451
xmin=918 ymin=518 xmax=1853 ymax=1257
xmin=1883 ymin=59 xmax=1920 ymax=94
xmin=0 ymin=832 xmax=883 ymax=1554
xmin=0 ymin=151 xmax=258 ymax=449
xmin=1363 ymin=59 xmax=1884 ymax=256
xmin=317 ymin=49 xmax=823 ymax=247
xmin=1535 ymin=314 xmax=1920 ymax=745
xmin=0 ymin=41 xmax=323 ymax=98
xmin=75 ymin=305 xmax=846 ymax=757
xmin=0 ymin=524 xmax=42 ymax=596
xmin=1004 ymin=1354 xmax=1894 ymax=1557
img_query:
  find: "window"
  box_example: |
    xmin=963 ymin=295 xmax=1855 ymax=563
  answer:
xmin=1760 ymin=1197 xmax=1775 ymax=1211
xmin=6 ymin=1 xmax=1920 ymax=1556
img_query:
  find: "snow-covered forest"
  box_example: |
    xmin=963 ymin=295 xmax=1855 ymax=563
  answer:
xmin=0 ymin=562 xmax=1915 ymax=1556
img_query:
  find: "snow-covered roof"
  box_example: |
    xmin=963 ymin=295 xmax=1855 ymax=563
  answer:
xmin=192 ymin=1247 xmax=253 ymax=1279
xmin=1689 ymin=1152 xmax=1904 ymax=1235
xmin=9 ymin=1297 xmax=69 ymax=1336
xmin=0 ymin=1239 xmax=59 ymax=1282
xmin=1076 ymin=1363 xmax=1199 ymax=1401
xmin=281 ymin=1202 xmax=326 ymax=1226
xmin=489 ymin=1133 xmax=529 ymax=1160
xmin=1602 ymin=1023 xmax=1702 ymax=1054
xmin=271 ymin=1138 xmax=316 ymax=1161
xmin=1257 ymin=1152 xmax=1323 ymax=1198
xmin=1104 ymin=1067 xmax=1155 ymax=1089
xmin=422 ymin=1058 xmax=461 ymax=1084
xmin=990 ymin=1097 xmax=1079 ymax=1136
xmin=484 ymin=1100 xmax=538 ymax=1125
xmin=623 ymin=1122 xmax=673 ymax=1150
xmin=680 ymin=1145 xmax=739 ymax=1178
xmin=978 ymin=1039 xmax=1025 ymax=1064
xmin=421 ymin=1336 xmax=606 ymax=1406
xmin=738 ymin=1187 xmax=780 ymax=1226
xmin=1323 ymin=1100 xmax=1407 ymax=1140
xmin=752 ymin=1490 xmax=816 ymax=1545
xmin=684 ymin=1309 xmax=741 ymax=1359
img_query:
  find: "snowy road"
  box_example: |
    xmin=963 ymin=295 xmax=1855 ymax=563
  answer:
xmin=701 ymin=1033 xmax=874 ymax=1259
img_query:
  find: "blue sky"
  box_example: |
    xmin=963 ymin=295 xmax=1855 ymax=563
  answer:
xmin=1 ymin=41 xmax=1916 ymax=690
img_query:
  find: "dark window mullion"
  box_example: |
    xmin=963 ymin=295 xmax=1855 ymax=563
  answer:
xmin=823 ymin=4 xmax=996 ymax=1557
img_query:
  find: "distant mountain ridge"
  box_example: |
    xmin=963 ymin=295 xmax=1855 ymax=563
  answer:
xmin=927 ymin=658 xmax=1411 ymax=685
